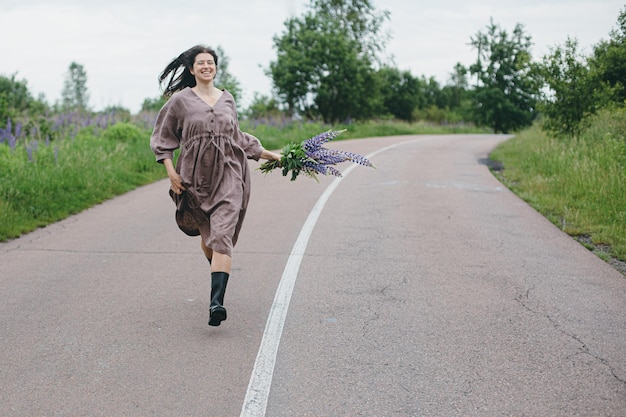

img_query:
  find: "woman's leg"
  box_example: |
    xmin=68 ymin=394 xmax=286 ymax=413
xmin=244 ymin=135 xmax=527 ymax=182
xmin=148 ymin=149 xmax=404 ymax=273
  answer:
xmin=211 ymin=252 xmax=231 ymax=274
xmin=200 ymin=239 xmax=213 ymax=263
xmin=200 ymin=239 xmax=232 ymax=273
xmin=208 ymin=250 xmax=231 ymax=326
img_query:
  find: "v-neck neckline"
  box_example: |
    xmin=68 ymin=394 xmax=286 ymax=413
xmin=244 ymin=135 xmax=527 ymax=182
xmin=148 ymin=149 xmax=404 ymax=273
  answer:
xmin=189 ymin=87 xmax=224 ymax=109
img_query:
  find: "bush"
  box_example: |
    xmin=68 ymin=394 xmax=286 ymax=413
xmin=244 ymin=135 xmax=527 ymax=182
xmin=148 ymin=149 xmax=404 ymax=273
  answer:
xmin=101 ymin=122 xmax=146 ymax=142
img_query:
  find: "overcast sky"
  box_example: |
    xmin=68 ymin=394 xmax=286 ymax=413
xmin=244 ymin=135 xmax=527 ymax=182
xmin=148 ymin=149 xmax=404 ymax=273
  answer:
xmin=0 ymin=0 xmax=623 ymax=114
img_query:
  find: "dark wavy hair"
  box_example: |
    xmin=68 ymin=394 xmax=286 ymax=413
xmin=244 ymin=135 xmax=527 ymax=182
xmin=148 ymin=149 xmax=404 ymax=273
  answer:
xmin=158 ymin=45 xmax=218 ymax=97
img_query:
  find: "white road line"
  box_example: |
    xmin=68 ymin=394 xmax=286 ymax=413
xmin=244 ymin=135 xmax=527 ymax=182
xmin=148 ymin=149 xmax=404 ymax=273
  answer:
xmin=239 ymin=140 xmax=419 ymax=417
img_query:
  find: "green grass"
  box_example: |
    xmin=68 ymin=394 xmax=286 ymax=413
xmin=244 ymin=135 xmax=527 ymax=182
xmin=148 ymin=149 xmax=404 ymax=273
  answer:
xmin=0 ymin=123 xmax=165 ymax=240
xmin=490 ymin=108 xmax=626 ymax=261
xmin=243 ymin=118 xmax=490 ymax=150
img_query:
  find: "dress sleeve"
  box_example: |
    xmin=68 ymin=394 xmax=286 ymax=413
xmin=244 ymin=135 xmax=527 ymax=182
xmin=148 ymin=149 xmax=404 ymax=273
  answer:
xmin=228 ymin=92 xmax=264 ymax=161
xmin=150 ymin=96 xmax=182 ymax=163
xmin=238 ymin=131 xmax=264 ymax=161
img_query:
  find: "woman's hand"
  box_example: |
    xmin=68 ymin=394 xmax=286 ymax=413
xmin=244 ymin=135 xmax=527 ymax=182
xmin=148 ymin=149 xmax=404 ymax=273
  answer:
xmin=163 ymin=158 xmax=185 ymax=194
xmin=261 ymin=149 xmax=282 ymax=163
xmin=168 ymin=171 xmax=185 ymax=194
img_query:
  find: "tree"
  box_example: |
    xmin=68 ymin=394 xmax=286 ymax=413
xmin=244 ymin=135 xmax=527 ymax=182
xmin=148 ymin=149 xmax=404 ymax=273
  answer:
xmin=378 ymin=67 xmax=420 ymax=122
xmin=140 ymin=96 xmax=168 ymax=113
xmin=590 ymin=7 xmax=626 ymax=104
xmin=445 ymin=63 xmax=469 ymax=109
xmin=0 ymin=74 xmax=48 ymax=127
xmin=61 ymin=62 xmax=90 ymax=112
xmin=539 ymin=38 xmax=599 ymax=137
xmin=213 ymin=45 xmax=242 ymax=103
xmin=244 ymin=93 xmax=283 ymax=120
xmin=0 ymin=74 xmax=33 ymax=125
xmin=310 ymin=0 xmax=389 ymax=58
xmin=420 ymin=76 xmax=447 ymax=109
xmin=268 ymin=0 xmax=389 ymax=122
xmin=435 ymin=63 xmax=473 ymax=122
xmin=468 ymin=19 xmax=541 ymax=133
xmin=312 ymin=31 xmax=383 ymax=122
xmin=539 ymin=8 xmax=625 ymax=137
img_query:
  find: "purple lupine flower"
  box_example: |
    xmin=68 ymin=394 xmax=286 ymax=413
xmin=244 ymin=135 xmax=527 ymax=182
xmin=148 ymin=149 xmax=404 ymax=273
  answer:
xmin=14 ymin=122 xmax=22 ymax=139
xmin=259 ymin=129 xmax=375 ymax=181
xmin=53 ymin=114 xmax=65 ymax=130
xmin=334 ymin=150 xmax=375 ymax=168
xmin=302 ymin=129 xmax=345 ymax=153
xmin=311 ymin=148 xmax=350 ymax=165
xmin=301 ymin=129 xmax=375 ymax=177
xmin=326 ymin=166 xmax=343 ymax=177
xmin=3 ymin=119 xmax=17 ymax=149
xmin=302 ymin=159 xmax=328 ymax=175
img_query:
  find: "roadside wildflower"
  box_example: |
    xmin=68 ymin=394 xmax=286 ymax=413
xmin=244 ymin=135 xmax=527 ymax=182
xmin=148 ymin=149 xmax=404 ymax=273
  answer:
xmin=259 ymin=129 xmax=376 ymax=181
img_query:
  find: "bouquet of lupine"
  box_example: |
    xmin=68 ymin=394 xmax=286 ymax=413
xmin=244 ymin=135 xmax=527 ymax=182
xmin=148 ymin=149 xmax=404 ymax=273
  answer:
xmin=259 ymin=130 xmax=376 ymax=181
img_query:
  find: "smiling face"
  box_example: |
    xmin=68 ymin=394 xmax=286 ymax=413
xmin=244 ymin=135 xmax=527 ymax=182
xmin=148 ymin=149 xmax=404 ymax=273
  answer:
xmin=190 ymin=52 xmax=217 ymax=84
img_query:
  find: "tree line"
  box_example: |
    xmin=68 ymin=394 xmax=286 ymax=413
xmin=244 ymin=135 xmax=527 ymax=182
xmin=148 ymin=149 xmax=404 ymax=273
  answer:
xmin=1 ymin=0 xmax=624 ymax=137
xmin=261 ymin=0 xmax=624 ymax=136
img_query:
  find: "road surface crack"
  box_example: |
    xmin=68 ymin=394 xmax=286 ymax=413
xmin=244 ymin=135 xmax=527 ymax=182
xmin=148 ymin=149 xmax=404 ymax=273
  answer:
xmin=515 ymin=287 xmax=626 ymax=387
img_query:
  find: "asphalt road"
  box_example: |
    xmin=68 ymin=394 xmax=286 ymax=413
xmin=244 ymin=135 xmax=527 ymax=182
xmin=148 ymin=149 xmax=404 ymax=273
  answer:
xmin=1 ymin=134 xmax=624 ymax=417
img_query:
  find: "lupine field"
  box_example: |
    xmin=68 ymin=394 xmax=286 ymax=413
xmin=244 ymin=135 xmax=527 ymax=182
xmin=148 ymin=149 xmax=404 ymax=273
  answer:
xmin=0 ymin=110 xmax=164 ymax=240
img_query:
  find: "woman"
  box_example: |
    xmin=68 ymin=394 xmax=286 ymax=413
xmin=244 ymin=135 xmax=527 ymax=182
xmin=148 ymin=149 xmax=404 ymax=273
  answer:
xmin=150 ymin=45 xmax=281 ymax=327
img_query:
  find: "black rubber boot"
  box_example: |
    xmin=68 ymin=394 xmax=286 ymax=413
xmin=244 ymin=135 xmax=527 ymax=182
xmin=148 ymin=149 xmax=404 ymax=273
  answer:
xmin=209 ymin=271 xmax=229 ymax=326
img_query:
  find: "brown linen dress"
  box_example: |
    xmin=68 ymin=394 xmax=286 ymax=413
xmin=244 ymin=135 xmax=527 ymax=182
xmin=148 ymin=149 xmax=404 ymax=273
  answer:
xmin=150 ymin=87 xmax=264 ymax=257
